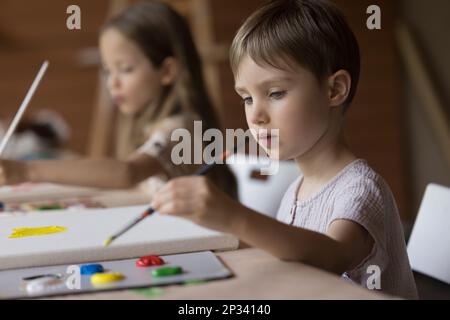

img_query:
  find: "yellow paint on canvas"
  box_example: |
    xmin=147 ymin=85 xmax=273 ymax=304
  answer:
xmin=8 ymin=226 xmax=67 ymax=238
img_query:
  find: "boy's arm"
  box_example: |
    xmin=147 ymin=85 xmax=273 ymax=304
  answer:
xmin=232 ymin=206 xmax=374 ymax=274
xmin=151 ymin=176 xmax=375 ymax=275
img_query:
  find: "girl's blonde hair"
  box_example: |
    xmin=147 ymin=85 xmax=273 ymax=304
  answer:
xmin=102 ymin=1 xmax=220 ymax=157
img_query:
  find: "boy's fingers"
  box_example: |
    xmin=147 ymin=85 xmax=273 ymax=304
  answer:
xmin=152 ymin=187 xmax=192 ymax=210
xmin=156 ymin=200 xmax=193 ymax=217
xmin=154 ymin=188 xmax=198 ymax=213
xmin=153 ymin=179 xmax=200 ymax=203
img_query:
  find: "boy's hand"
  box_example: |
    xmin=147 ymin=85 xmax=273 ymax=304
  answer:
xmin=151 ymin=176 xmax=241 ymax=233
xmin=0 ymin=160 xmax=29 ymax=186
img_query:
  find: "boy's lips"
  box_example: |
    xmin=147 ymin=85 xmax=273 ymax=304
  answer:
xmin=257 ymin=134 xmax=278 ymax=147
xmin=257 ymin=133 xmax=278 ymax=140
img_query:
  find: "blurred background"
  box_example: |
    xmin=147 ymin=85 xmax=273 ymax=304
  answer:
xmin=0 ymin=0 xmax=449 ymax=234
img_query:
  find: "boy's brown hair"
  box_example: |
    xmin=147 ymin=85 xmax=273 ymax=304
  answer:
xmin=230 ymin=0 xmax=360 ymax=111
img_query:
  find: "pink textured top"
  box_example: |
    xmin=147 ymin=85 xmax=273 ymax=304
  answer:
xmin=276 ymin=159 xmax=418 ymax=299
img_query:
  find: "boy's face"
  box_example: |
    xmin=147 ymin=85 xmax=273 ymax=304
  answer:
xmin=234 ymin=56 xmax=332 ymax=161
xmin=99 ymin=28 xmax=164 ymax=115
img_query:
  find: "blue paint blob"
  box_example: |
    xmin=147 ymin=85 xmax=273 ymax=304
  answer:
xmin=80 ymin=264 xmax=104 ymax=275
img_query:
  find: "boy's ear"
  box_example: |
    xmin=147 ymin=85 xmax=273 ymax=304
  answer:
xmin=327 ymin=70 xmax=351 ymax=107
xmin=160 ymin=57 xmax=180 ymax=86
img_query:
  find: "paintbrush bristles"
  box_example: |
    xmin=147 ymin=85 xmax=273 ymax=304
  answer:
xmin=103 ymin=237 xmax=113 ymax=247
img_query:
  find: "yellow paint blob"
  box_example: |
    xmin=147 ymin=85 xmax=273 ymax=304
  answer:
xmin=8 ymin=226 xmax=67 ymax=238
xmin=90 ymin=272 xmax=125 ymax=285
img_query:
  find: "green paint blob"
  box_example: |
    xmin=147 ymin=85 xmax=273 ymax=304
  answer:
xmin=132 ymin=287 xmax=165 ymax=299
xmin=151 ymin=266 xmax=183 ymax=277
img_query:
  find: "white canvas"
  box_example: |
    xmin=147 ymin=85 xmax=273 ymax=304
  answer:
xmin=0 ymin=205 xmax=239 ymax=270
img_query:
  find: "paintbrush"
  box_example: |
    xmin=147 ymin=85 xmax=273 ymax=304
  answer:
xmin=0 ymin=61 xmax=49 ymax=157
xmin=103 ymin=145 xmax=239 ymax=247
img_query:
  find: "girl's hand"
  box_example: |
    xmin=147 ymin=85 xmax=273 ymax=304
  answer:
xmin=151 ymin=176 xmax=241 ymax=233
xmin=0 ymin=160 xmax=29 ymax=185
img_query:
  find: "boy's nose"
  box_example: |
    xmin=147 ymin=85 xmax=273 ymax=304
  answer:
xmin=248 ymin=103 xmax=270 ymax=125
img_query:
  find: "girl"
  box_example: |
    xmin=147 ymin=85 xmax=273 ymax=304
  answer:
xmin=0 ymin=1 xmax=236 ymax=198
xmin=149 ymin=0 xmax=418 ymax=299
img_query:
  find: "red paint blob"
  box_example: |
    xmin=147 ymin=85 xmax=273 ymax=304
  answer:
xmin=136 ymin=255 xmax=164 ymax=267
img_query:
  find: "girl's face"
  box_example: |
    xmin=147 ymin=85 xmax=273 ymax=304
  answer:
xmin=234 ymin=56 xmax=332 ymax=161
xmin=99 ymin=28 xmax=164 ymax=115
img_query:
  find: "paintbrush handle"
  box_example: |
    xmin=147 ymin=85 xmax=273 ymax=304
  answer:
xmin=105 ymin=145 xmax=239 ymax=246
xmin=113 ymin=208 xmax=155 ymax=239
xmin=0 ymin=61 xmax=49 ymax=156
xmin=194 ymin=149 xmax=233 ymax=176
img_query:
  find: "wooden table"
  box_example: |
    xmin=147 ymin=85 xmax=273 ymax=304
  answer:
xmin=0 ymin=185 xmax=391 ymax=299
xmin=51 ymin=248 xmax=390 ymax=300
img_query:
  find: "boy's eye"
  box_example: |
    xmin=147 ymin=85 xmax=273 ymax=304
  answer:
xmin=242 ymin=97 xmax=253 ymax=106
xmin=269 ymin=91 xmax=286 ymax=99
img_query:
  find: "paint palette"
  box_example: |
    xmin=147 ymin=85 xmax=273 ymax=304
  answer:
xmin=0 ymin=251 xmax=232 ymax=299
